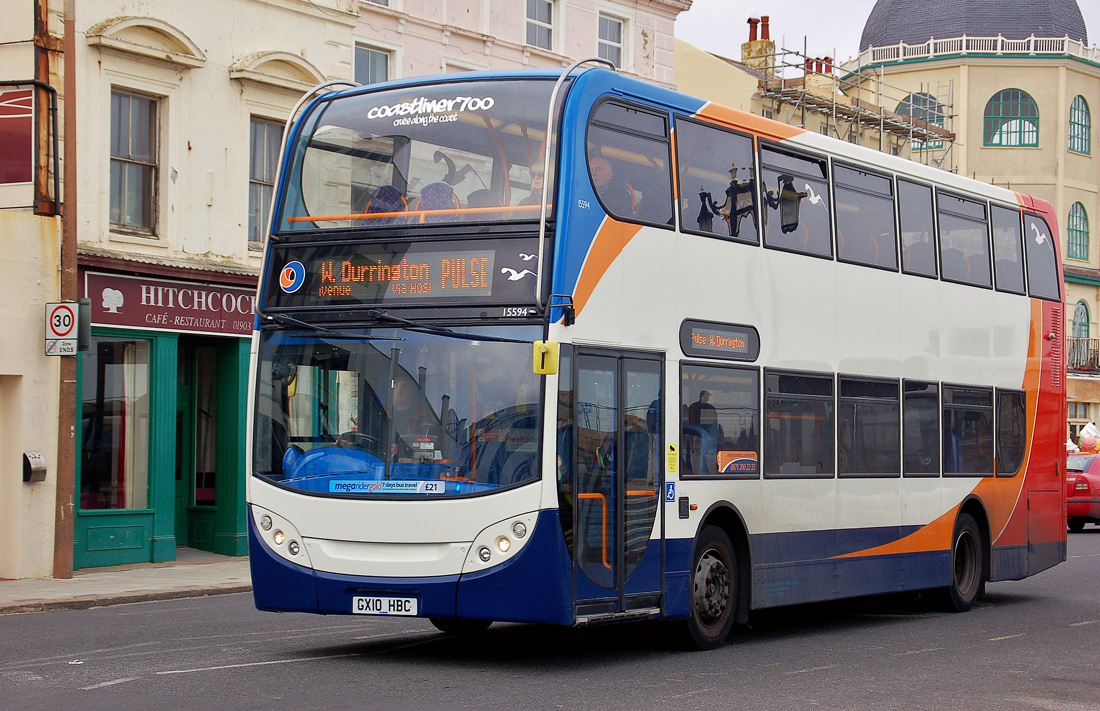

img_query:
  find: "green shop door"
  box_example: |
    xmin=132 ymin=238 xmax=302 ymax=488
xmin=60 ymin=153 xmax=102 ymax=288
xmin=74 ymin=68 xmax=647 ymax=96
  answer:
xmin=174 ymin=336 xmax=249 ymax=555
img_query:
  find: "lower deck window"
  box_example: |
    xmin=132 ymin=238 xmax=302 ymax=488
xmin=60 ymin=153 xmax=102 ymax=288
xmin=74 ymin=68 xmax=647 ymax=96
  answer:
xmin=680 ymin=364 xmax=760 ymax=477
xmin=943 ymin=385 xmax=993 ymax=476
xmin=765 ymin=370 xmax=834 ymax=478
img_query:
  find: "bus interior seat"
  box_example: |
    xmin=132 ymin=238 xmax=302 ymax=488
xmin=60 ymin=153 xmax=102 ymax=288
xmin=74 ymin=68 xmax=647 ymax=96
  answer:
xmin=905 ymin=240 xmax=935 ymax=272
xmin=940 ymin=247 xmax=969 ymax=280
xmin=414 ymin=182 xmax=460 ymax=223
xmin=465 ymin=189 xmax=502 ymax=220
xmin=363 ymin=185 xmax=408 ymax=225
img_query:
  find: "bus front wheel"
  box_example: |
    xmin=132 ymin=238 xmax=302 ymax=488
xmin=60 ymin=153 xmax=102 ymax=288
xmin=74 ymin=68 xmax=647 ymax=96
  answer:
xmin=944 ymin=513 xmax=984 ymax=612
xmin=685 ymin=525 xmax=737 ymax=650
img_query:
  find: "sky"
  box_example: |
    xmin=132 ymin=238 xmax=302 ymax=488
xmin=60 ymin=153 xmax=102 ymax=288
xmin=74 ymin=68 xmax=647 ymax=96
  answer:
xmin=674 ymin=0 xmax=1100 ymax=67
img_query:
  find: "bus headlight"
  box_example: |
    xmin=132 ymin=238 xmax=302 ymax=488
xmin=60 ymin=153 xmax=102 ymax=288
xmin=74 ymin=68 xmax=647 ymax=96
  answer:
xmin=260 ymin=515 xmax=273 ymax=531
xmin=273 ymin=530 xmax=285 ymax=546
xmin=288 ymin=540 xmax=300 ymax=556
xmin=251 ymin=505 xmax=311 ymax=567
xmin=463 ymin=513 xmax=537 ymax=573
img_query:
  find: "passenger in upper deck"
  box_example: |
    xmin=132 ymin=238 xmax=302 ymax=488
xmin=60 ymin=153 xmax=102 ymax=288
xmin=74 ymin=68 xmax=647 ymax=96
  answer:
xmin=589 ymin=155 xmax=634 ymax=218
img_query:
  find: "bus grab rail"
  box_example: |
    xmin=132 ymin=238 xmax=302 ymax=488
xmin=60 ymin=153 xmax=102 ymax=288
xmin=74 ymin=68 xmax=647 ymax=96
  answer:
xmin=536 ymin=57 xmax=616 ymax=314
xmin=577 ymin=489 xmax=658 ymax=570
xmin=257 ymin=78 xmax=359 ymax=318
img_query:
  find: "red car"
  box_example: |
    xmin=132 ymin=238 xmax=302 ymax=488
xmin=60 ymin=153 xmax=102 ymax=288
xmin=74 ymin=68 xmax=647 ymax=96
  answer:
xmin=1067 ymin=454 xmax=1100 ymax=532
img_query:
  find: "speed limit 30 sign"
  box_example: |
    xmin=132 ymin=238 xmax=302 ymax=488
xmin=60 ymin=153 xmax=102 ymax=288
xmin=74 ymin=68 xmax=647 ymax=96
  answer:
xmin=45 ymin=302 xmax=78 ymax=356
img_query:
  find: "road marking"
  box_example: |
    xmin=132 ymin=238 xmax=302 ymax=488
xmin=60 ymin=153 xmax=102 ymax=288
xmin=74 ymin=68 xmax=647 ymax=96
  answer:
xmin=988 ymin=633 xmax=1026 ymax=641
xmin=893 ymin=647 xmax=943 ymax=656
xmin=786 ymin=664 xmax=838 ymax=675
xmin=156 ymin=653 xmax=360 ymax=675
xmin=1069 ymin=620 xmax=1099 ymax=627
xmin=81 ymin=677 xmax=140 ymax=690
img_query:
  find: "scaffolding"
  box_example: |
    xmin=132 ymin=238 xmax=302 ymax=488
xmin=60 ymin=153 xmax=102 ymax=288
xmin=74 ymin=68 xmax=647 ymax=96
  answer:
xmin=753 ymin=44 xmax=957 ymax=171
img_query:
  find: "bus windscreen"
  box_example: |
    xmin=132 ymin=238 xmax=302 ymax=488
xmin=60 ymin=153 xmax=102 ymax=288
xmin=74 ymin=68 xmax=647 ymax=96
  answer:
xmin=278 ymin=79 xmax=562 ymax=232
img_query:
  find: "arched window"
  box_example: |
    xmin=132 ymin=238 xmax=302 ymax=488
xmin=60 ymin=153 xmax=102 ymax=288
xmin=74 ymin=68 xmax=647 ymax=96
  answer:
xmin=1073 ymin=300 xmax=1090 ymax=338
xmin=1068 ymin=202 xmax=1089 ymax=261
xmin=1070 ymin=95 xmax=1091 ymax=155
xmin=984 ymin=89 xmax=1039 ymax=147
xmin=896 ymin=92 xmax=945 ymax=150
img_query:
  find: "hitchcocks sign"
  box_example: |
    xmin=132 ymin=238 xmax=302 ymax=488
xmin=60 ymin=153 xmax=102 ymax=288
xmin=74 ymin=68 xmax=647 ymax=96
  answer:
xmin=85 ymin=272 xmax=256 ymax=337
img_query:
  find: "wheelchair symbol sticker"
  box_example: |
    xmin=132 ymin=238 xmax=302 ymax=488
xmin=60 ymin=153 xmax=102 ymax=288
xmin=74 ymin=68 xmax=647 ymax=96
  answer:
xmin=665 ymin=483 xmax=676 ymax=502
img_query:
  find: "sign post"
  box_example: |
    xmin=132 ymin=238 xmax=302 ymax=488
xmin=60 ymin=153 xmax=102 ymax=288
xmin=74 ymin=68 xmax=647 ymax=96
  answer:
xmin=45 ymin=301 xmax=78 ymax=356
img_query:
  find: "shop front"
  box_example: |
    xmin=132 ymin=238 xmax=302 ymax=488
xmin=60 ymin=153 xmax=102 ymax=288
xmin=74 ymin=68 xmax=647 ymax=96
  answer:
xmin=76 ymin=268 xmax=255 ymax=569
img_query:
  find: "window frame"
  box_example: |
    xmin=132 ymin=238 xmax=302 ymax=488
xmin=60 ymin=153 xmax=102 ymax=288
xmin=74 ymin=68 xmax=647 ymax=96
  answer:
xmin=897 ymin=177 xmax=938 ymax=279
xmin=995 ymin=388 xmax=1026 ymax=478
xmin=1024 ymin=214 xmax=1061 ymax=301
xmin=989 ymin=202 xmax=1027 ymax=295
xmin=837 ymin=375 xmax=901 ymax=479
xmin=526 ymin=0 xmax=554 ymax=51
xmin=896 ymin=92 xmax=946 ymax=151
xmin=1068 ymin=201 xmax=1089 ymax=262
xmin=673 ymin=115 xmax=760 ymax=246
xmin=758 ymin=141 xmax=833 ymax=260
xmin=983 ymin=88 xmax=1040 ymax=148
xmin=935 ymin=189 xmax=992 ymax=289
xmin=942 ymin=383 xmax=994 ymax=478
xmin=248 ymin=115 xmax=283 ymax=249
xmin=597 ymin=12 xmax=625 ymax=69
xmin=679 ymin=361 xmax=761 ymax=480
xmin=902 ymin=379 xmax=940 ymax=478
xmin=354 ymin=44 xmax=391 ymax=85
xmin=1069 ymin=95 xmax=1091 ymax=155
xmin=109 ymin=87 xmax=160 ymax=237
xmin=763 ymin=368 xmax=835 ymax=479
xmin=832 ymin=160 xmax=899 ymax=271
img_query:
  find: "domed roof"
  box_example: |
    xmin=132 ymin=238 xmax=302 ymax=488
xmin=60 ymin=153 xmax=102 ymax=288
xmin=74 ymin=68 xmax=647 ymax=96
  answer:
xmin=859 ymin=0 xmax=1088 ymax=51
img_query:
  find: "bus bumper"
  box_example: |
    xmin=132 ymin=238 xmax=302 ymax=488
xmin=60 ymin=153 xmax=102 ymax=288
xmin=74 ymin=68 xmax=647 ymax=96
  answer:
xmin=248 ymin=508 xmax=572 ymax=625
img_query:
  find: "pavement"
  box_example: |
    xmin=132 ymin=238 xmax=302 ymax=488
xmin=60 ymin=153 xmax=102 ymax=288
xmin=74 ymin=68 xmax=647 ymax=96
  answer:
xmin=0 ymin=548 xmax=252 ymax=615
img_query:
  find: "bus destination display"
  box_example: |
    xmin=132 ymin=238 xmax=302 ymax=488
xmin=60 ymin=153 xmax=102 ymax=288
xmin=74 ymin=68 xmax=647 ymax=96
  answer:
xmin=679 ymin=319 xmax=760 ymax=362
xmin=265 ymin=238 xmax=538 ymax=309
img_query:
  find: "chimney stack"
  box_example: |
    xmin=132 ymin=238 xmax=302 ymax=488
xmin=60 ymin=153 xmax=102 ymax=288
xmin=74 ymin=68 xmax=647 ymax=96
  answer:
xmin=761 ymin=16 xmax=770 ymax=40
xmin=741 ymin=15 xmax=777 ymax=77
xmin=748 ymin=17 xmax=759 ymax=42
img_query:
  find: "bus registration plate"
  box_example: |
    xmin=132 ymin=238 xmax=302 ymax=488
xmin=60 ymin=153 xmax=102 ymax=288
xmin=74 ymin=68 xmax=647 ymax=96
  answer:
xmin=352 ymin=596 xmax=418 ymax=616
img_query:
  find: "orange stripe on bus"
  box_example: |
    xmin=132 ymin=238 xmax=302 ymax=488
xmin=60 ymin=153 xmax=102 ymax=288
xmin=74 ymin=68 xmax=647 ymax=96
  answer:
xmin=695 ymin=102 xmax=806 ymax=141
xmin=573 ymin=220 xmax=643 ymax=318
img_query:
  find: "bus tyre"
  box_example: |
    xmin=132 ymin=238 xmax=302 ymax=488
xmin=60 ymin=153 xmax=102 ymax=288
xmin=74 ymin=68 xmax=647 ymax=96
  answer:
xmin=945 ymin=513 xmax=983 ymax=612
xmin=1068 ymin=519 xmax=1085 ymax=533
xmin=429 ymin=618 xmax=492 ymax=635
xmin=685 ymin=525 xmax=737 ymax=650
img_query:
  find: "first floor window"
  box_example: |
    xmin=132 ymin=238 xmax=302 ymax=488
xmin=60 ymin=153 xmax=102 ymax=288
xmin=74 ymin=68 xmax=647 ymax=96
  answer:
xmin=598 ymin=14 xmax=623 ymax=68
xmin=527 ymin=0 xmax=553 ymax=50
xmin=354 ymin=45 xmax=390 ymax=85
xmin=249 ymin=117 xmax=282 ymax=247
xmin=1068 ymin=202 xmax=1089 ymax=261
xmin=110 ymin=89 xmax=158 ymax=233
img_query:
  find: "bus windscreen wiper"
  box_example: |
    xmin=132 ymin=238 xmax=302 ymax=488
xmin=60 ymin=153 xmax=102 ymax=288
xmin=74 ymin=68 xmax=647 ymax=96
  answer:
xmin=268 ymin=312 xmax=404 ymax=341
xmin=362 ymin=309 xmax=530 ymax=344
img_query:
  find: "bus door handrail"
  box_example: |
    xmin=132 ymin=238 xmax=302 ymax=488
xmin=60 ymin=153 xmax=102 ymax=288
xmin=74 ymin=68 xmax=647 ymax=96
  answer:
xmin=257 ymin=79 xmax=359 ymax=318
xmin=536 ymin=57 xmax=615 ymax=315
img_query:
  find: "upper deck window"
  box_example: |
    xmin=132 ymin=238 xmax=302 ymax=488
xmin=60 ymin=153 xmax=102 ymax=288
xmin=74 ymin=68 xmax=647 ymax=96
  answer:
xmin=278 ymin=79 xmax=561 ymax=233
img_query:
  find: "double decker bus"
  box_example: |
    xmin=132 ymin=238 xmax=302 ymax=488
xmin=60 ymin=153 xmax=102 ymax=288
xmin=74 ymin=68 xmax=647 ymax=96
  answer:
xmin=248 ymin=63 xmax=1066 ymax=649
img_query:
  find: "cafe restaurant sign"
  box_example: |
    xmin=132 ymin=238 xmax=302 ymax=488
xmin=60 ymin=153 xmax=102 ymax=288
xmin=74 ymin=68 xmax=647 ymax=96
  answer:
xmin=86 ymin=272 xmax=256 ymax=337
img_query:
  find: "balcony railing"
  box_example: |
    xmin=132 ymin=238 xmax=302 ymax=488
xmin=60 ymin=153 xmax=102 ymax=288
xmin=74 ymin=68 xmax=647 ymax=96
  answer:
xmin=840 ymin=35 xmax=1100 ymax=71
xmin=1069 ymin=337 xmax=1100 ymax=372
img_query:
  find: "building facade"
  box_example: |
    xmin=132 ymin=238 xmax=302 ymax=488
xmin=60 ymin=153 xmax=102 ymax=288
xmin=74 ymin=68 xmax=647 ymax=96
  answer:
xmin=1 ymin=0 xmax=693 ymax=579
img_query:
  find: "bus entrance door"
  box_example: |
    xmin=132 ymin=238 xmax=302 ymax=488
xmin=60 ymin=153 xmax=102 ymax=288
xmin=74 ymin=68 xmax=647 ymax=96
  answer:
xmin=573 ymin=351 xmax=663 ymax=619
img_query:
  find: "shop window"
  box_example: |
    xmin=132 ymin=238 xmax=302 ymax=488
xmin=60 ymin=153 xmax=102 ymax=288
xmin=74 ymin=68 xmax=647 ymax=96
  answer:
xmin=80 ymin=337 xmax=151 ymax=510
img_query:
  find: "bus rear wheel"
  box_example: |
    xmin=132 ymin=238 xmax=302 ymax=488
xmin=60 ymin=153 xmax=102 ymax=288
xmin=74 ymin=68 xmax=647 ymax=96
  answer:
xmin=685 ymin=525 xmax=737 ymax=650
xmin=429 ymin=618 xmax=492 ymax=635
xmin=944 ymin=513 xmax=984 ymax=612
